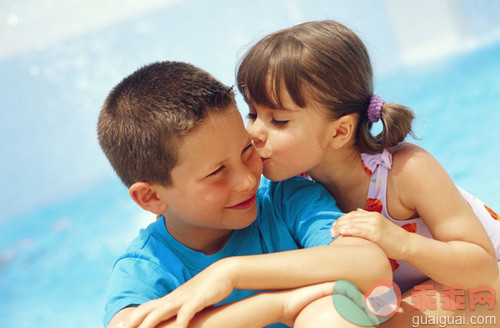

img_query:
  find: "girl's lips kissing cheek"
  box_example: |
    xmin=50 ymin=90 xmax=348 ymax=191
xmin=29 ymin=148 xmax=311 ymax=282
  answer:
xmin=255 ymin=149 xmax=270 ymax=162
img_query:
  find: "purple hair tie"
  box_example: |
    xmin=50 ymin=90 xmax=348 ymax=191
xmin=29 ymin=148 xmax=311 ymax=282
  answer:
xmin=367 ymin=94 xmax=385 ymax=123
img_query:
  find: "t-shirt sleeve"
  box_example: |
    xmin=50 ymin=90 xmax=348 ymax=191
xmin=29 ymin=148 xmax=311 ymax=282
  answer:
xmin=271 ymin=176 xmax=343 ymax=248
xmin=103 ymin=256 xmax=180 ymax=327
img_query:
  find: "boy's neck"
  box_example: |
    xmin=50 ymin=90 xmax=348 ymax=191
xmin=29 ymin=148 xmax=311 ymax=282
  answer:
xmin=163 ymin=217 xmax=233 ymax=255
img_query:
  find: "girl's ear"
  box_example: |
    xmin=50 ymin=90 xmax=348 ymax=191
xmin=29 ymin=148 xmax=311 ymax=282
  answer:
xmin=329 ymin=114 xmax=356 ymax=149
xmin=129 ymin=182 xmax=168 ymax=215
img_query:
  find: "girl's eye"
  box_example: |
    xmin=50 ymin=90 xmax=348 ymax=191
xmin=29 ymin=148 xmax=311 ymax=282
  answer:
xmin=271 ymin=119 xmax=288 ymax=127
xmin=208 ymin=166 xmax=225 ymax=177
xmin=247 ymin=113 xmax=257 ymax=121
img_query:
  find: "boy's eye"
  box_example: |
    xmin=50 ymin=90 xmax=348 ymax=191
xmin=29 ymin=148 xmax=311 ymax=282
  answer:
xmin=242 ymin=143 xmax=255 ymax=161
xmin=271 ymin=119 xmax=288 ymax=127
xmin=208 ymin=166 xmax=225 ymax=177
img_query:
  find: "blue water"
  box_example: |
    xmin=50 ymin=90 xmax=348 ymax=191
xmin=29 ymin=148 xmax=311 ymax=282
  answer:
xmin=0 ymin=179 xmax=146 ymax=327
xmin=376 ymin=41 xmax=500 ymax=207
xmin=1 ymin=1 xmax=499 ymax=327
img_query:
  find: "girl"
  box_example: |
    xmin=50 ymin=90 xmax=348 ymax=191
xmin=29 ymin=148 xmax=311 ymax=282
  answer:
xmin=237 ymin=19 xmax=500 ymax=314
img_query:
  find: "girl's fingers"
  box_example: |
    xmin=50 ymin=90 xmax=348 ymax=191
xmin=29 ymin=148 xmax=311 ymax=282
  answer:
xmin=175 ymin=303 xmax=198 ymax=328
xmin=128 ymin=302 xmax=156 ymax=328
xmin=138 ymin=303 xmax=180 ymax=328
xmin=128 ymin=299 xmax=179 ymax=328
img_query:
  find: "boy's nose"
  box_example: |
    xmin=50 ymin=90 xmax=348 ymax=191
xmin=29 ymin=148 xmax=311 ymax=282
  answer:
xmin=234 ymin=165 xmax=258 ymax=193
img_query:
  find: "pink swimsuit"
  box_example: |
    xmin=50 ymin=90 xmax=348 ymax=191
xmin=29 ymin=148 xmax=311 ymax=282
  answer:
xmin=361 ymin=148 xmax=500 ymax=293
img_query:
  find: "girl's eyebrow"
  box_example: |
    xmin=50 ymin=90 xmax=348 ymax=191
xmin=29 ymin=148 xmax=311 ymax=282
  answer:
xmin=248 ymin=102 xmax=296 ymax=112
xmin=268 ymin=105 xmax=301 ymax=113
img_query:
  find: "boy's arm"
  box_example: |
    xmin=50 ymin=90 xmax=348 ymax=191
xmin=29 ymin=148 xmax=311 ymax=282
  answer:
xmin=128 ymin=237 xmax=391 ymax=328
xmin=229 ymin=237 xmax=389 ymax=293
xmin=109 ymin=282 xmax=335 ymax=328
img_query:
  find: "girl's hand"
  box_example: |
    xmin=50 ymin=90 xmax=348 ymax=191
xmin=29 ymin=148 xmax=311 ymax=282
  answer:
xmin=331 ymin=209 xmax=410 ymax=260
xmin=127 ymin=260 xmax=234 ymax=328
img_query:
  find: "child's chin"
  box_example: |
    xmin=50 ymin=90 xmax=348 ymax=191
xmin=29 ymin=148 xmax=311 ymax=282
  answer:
xmin=232 ymin=207 xmax=258 ymax=229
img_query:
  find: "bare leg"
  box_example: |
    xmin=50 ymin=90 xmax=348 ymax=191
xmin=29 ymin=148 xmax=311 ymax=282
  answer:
xmin=380 ymin=262 xmax=500 ymax=328
xmin=295 ymin=263 xmax=500 ymax=328
xmin=294 ymin=295 xmax=376 ymax=328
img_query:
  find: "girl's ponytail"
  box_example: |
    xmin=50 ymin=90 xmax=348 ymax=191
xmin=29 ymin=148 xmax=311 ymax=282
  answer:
xmin=357 ymin=96 xmax=416 ymax=153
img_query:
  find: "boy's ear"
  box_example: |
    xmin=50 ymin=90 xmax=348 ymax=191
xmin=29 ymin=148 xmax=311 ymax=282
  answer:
xmin=328 ymin=115 xmax=356 ymax=149
xmin=129 ymin=182 xmax=168 ymax=215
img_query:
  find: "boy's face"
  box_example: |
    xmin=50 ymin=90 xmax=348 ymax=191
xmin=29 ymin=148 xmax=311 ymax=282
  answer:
xmin=246 ymin=88 xmax=333 ymax=181
xmin=157 ymin=108 xmax=263 ymax=246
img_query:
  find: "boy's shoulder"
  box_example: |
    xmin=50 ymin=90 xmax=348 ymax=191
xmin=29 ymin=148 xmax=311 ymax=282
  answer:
xmin=258 ymin=175 xmax=328 ymax=198
xmin=256 ymin=175 xmax=341 ymax=249
xmin=258 ymin=174 xmax=311 ymax=190
xmin=117 ymin=218 xmax=170 ymax=264
xmin=257 ymin=175 xmax=340 ymax=211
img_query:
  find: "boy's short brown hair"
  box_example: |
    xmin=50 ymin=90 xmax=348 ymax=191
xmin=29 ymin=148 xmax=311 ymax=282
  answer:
xmin=98 ymin=61 xmax=235 ymax=187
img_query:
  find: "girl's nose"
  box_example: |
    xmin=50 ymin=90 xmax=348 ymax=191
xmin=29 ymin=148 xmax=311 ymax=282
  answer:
xmin=247 ymin=119 xmax=267 ymax=146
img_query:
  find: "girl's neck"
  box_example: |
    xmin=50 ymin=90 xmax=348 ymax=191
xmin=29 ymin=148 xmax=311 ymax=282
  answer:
xmin=307 ymin=147 xmax=369 ymax=212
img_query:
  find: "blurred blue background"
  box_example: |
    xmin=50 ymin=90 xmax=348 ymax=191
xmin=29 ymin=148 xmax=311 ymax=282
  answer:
xmin=1 ymin=0 xmax=499 ymax=327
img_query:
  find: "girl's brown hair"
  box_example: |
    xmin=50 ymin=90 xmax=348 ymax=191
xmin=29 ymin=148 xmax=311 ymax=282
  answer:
xmin=237 ymin=20 xmax=415 ymax=153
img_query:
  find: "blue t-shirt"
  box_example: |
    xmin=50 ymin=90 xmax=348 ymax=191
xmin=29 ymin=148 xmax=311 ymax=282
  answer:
xmin=104 ymin=176 xmax=342 ymax=327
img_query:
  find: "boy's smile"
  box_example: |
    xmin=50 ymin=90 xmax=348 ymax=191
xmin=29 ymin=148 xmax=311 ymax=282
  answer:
xmin=226 ymin=194 xmax=257 ymax=210
xmin=157 ymin=107 xmax=263 ymax=253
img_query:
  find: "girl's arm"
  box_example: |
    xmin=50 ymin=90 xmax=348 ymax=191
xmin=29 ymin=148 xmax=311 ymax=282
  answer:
xmin=392 ymin=144 xmax=497 ymax=286
xmin=334 ymin=143 xmax=497 ymax=288
xmin=127 ymin=237 xmax=392 ymax=328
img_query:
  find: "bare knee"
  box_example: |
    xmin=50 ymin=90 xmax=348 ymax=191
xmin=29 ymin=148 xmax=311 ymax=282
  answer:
xmin=294 ymin=295 xmax=370 ymax=328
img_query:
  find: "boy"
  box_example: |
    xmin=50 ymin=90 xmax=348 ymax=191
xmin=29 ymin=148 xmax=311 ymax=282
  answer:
xmin=98 ymin=61 xmax=391 ymax=328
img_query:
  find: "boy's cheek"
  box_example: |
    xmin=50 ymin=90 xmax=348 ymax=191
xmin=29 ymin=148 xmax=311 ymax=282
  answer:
xmin=251 ymin=153 xmax=264 ymax=175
